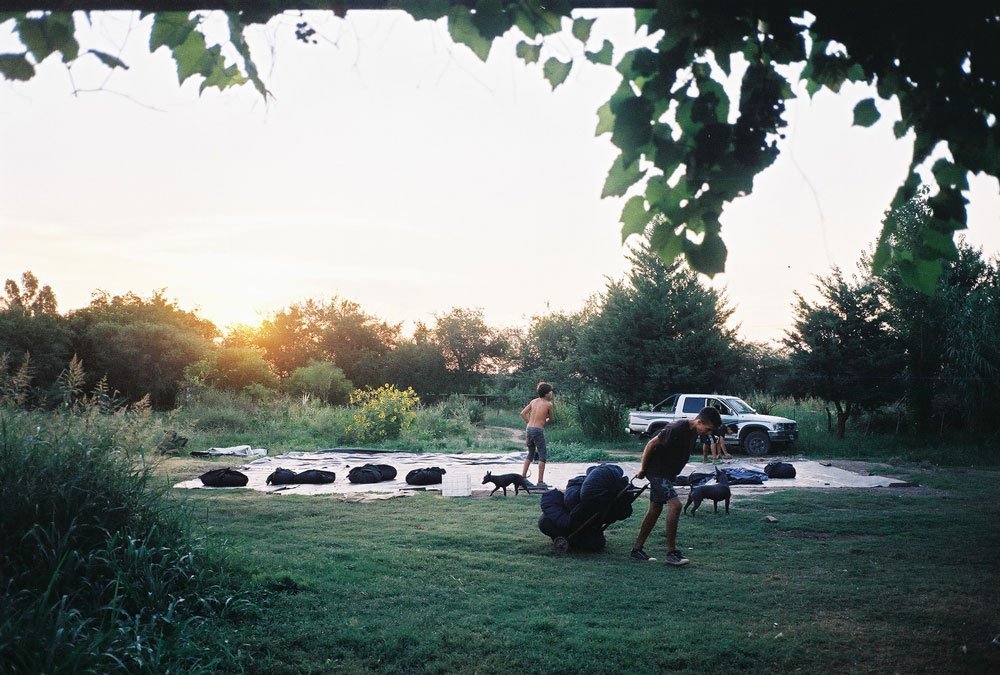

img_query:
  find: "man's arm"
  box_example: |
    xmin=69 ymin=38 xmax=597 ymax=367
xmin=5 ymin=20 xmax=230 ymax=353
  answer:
xmin=635 ymin=434 xmax=661 ymax=479
xmin=546 ymin=400 xmax=554 ymax=423
xmin=520 ymin=402 xmax=532 ymax=424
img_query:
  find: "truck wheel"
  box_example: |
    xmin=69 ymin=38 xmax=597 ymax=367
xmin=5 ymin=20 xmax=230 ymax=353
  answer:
xmin=742 ymin=430 xmax=771 ymax=456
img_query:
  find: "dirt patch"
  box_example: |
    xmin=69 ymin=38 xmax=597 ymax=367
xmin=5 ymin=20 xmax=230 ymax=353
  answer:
xmin=483 ymin=426 xmax=523 ymax=444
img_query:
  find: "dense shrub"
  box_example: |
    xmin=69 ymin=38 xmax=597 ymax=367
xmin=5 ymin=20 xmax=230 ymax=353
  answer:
xmin=284 ymin=360 xmax=353 ymax=405
xmin=404 ymin=406 xmax=470 ymax=443
xmin=0 ymin=408 xmax=248 ymax=672
xmin=437 ymin=394 xmax=486 ymax=425
xmin=184 ymin=345 xmax=278 ymax=393
xmin=574 ymin=389 xmax=627 ymax=441
xmin=345 ymin=385 xmax=420 ymax=442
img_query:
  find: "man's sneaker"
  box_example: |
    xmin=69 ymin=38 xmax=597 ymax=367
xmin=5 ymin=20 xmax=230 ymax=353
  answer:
xmin=630 ymin=548 xmax=656 ymax=562
xmin=534 ymin=481 xmax=550 ymax=489
xmin=664 ymin=550 xmax=690 ymax=566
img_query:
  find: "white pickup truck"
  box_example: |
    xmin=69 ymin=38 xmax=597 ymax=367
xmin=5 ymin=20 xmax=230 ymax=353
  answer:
xmin=625 ymin=393 xmax=798 ymax=456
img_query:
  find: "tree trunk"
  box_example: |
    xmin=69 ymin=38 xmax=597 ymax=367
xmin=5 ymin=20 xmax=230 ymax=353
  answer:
xmin=834 ymin=401 xmax=850 ymax=439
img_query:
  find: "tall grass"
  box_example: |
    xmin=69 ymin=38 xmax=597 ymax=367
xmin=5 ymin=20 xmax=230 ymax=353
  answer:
xmin=758 ymin=395 xmax=1000 ymax=466
xmin=0 ymin=407 xmax=251 ymax=672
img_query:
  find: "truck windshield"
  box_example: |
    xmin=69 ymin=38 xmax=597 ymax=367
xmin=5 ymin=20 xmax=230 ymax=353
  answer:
xmin=723 ymin=397 xmax=756 ymax=414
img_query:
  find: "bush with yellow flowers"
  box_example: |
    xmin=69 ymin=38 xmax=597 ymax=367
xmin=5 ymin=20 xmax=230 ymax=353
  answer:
xmin=344 ymin=384 xmax=420 ymax=443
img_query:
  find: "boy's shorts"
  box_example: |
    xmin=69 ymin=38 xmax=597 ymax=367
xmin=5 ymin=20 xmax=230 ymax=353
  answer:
xmin=647 ymin=475 xmax=679 ymax=504
xmin=525 ymin=426 xmax=547 ymax=462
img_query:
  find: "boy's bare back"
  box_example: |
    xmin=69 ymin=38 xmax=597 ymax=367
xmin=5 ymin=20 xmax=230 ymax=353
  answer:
xmin=521 ymin=397 xmax=554 ymax=428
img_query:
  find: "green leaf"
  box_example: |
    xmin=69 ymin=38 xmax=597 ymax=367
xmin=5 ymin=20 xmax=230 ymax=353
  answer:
xmin=845 ymin=62 xmax=866 ymax=83
xmin=172 ymin=29 xmax=211 ymax=85
xmin=542 ymin=56 xmax=571 ymax=89
xmin=571 ymin=17 xmax=596 ymax=43
xmin=87 ymin=49 xmax=127 ymax=70
xmin=695 ymin=77 xmax=730 ymax=124
xmin=470 ymin=0 xmax=510 ymax=41
xmin=602 ymin=154 xmax=645 ymax=198
xmin=852 ymin=98 xmax=880 ymax=127
xmin=595 ymin=101 xmax=614 ymax=136
xmin=405 ymin=0 xmax=452 ymax=22
xmin=512 ymin=6 xmax=563 ymax=39
xmin=893 ymin=119 xmax=909 ymax=139
xmin=649 ymin=220 xmax=684 ymax=262
xmin=0 ymin=53 xmax=34 ymax=80
xmin=17 ymin=14 xmax=78 ymax=64
xmin=585 ymin=39 xmax=612 ymax=66
xmin=227 ymin=12 xmax=267 ymax=97
xmin=610 ymin=96 xmax=653 ymax=155
xmin=515 ymin=40 xmax=541 ymax=65
xmin=921 ymin=228 xmax=958 ymax=258
xmin=448 ymin=6 xmax=491 ymax=62
xmin=871 ymin=227 xmax=894 ymax=273
xmin=685 ymin=230 xmax=727 ymax=276
xmin=898 ymin=259 xmax=942 ymax=295
xmin=634 ymin=9 xmax=655 ymax=29
xmin=620 ymin=196 xmax=649 ymax=241
xmin=931 ymin=159 xmax=969 ymax=191
xmin=150 ymin=12 xmax=197 ymax=52
xmin=199 ymin=61 xmax=246 ymax=93
xmin=18 ymin=18 xmax=50 ymax=62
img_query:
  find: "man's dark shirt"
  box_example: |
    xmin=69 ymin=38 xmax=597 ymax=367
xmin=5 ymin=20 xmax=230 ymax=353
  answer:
xmin=646 ymin=419 xmax=697 ymax=480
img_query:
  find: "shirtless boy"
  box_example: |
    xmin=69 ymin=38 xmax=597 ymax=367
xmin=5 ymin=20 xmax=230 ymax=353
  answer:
xmin=520 ymin=382 xmax=555 ymax=488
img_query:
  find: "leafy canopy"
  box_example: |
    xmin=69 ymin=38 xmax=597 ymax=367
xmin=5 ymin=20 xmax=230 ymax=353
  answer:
xmin=1 ymin=2 xmax=997 ymax=292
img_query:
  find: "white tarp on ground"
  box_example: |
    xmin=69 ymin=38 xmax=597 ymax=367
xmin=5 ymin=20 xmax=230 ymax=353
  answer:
xmin=189 ymin=444 xmax=268 ymax=457
xmin=172 ymin=451 xmax=900 ymax=496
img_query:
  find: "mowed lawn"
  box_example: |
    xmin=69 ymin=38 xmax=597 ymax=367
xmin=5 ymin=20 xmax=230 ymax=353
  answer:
xmin=167 ymin=462 xmax=1000 ymax=673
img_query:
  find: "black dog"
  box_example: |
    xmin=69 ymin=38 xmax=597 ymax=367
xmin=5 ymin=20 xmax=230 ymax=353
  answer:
xmin=684 ymin=468 xmax=731 ymax=515
xmin=482 ymin=471 xmax=530 ymax=496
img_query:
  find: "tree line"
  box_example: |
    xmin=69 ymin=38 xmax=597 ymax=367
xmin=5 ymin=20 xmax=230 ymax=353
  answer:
xmin=2 ymin=194 xmax=998 ymax=437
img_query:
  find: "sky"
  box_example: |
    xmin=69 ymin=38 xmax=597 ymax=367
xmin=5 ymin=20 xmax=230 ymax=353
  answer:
xmin=2 ymin=9 xmax=998 ymax=345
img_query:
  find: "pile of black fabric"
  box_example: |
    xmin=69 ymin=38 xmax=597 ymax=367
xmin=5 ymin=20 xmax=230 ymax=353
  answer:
xmin=405 ymin=467 xmax=447 ymax=485
xmin=674 ymin=471 xmax=715 ymax=486
xmin=199 ymin=468 xmax=248 ymax=487
xmin=764 ymin=461 xmax=796 ymax=478
xmin=347 ymin=463 xmax=397 ymax=484
xmin=537 ymin=464 xmax=636 ymax=552
xmin=266 ymin=468 xmax=337 ymax=485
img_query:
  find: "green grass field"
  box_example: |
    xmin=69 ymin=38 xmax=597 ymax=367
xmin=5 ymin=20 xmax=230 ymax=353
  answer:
xmin=166 ymin=461 xmax=1000 ymax=673
xmin=5 ymin=400 xmax=999 ymax=673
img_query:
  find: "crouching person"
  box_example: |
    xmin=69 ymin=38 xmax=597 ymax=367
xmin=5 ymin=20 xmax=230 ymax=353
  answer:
xmin=631 ymin=407 xmax=722 ymax=566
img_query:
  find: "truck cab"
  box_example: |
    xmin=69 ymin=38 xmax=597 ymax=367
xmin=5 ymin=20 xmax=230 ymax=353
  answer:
xmin=626 ymin=393 xmax=798 ymax=456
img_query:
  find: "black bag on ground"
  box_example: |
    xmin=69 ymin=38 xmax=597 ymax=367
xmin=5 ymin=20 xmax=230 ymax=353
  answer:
xmin=295 ymin=469 xmax=337 ymax=484
xmin=539 ymin=489 xmax=573 ymax=531
xmin=374 ymin=464 xmax=397 ymax=481
xmin=580 ymin=464 xmax=627 ymax=504
xmin=199 ymin=468 xmax=248 ymax=487
xmin=348 ymin=465 xmax=384 ymax=484
xmin=405 ymin=467 xmax=447 ymax=485
xmin=563 ymin=475 xmax=586 ymax=510
xmin=764 ymin=461 xmax=796 ymax=479
xmin=266 ymin=468 xmax=298 ymax=485
xmin=687 ymin=472 xmax=714 ymax=486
